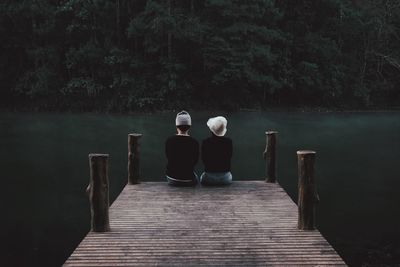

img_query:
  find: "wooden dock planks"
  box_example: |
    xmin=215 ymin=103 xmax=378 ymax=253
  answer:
xmin=64 ymin=181 xmax=346 ymax=266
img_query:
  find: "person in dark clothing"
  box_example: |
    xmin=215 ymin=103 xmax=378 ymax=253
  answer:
xmin=165 ymin=110 xmax=199 ymax=186
xmin=200 ymin=116 xmax=233 ymax=186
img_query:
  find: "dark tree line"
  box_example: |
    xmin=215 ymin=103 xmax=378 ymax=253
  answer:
xmin=0 ymin=0 xmax=399 ymax=111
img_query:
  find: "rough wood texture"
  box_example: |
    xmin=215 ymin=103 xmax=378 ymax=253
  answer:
xmin=87 ymin=154 xmax=110 ymax=232
xmin=263 ymin=131 xmax=278 ymax=183
xmin=127 ymin=133 xmax=142 ymax=184
xmin=297 ymin=150 xmax=319 ymax=230
xmin=65 ymin=181 xmax=345 ymax=266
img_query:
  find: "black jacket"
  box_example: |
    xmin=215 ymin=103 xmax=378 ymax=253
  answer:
xmin=201 ymin=135 xmax=232 ymax=172
xmin=165 ymin=135 xmax=199 ymax=180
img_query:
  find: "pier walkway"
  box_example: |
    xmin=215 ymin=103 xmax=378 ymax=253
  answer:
xmin=64 ymin=181 xmax=346 ymax=266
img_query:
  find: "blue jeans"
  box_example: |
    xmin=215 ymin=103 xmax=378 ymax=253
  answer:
xmin=166 ymin=172 xmax=199 ymax=187
xmin=200 ymin=172 xmax=232 ymax=186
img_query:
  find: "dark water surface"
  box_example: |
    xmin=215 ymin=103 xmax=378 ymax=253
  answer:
xmin=1 ymin=111 xmax=399 ymax=266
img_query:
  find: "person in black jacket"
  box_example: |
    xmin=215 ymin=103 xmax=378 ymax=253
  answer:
xmin=200 ymin=116 xmax=232 ymax=186
xmin=165 ymin=110 xmax=199 ymax=186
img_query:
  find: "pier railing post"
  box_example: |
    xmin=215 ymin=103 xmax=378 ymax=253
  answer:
xmin=87 ymin=153 xmax=110 ymax=232
xmin=297 ymin=150 xmax=319 ymax=230
xmin=128 ymin=133 xmax=142 ymax=184
xmin=263 ymin=131 xmax=278 ymax=183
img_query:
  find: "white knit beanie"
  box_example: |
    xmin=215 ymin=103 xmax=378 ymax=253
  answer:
xmin=207 ymin=116 xmax=227 ymax=136
xmin=175 ymin=110 xmax=192 ymax=126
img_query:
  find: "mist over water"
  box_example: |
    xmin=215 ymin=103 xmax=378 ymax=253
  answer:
xmin=1 ymin=111 xmax=399 ymax=266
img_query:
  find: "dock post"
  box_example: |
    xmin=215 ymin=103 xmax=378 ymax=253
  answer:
xmin=297 ymin=150 xmax=319 ymax=230
xmin=128 ymin=133 xmax=142 ymax=184
xmin=263 ymin=131 xmax=278 ymax=183
xmin=87 ymin=153 xmax=110 ymax=232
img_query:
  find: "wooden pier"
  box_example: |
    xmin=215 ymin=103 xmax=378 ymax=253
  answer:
xmin=64 ymin=181 xmax=346 ymax=266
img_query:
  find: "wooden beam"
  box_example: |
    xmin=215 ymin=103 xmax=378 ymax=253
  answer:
xmin=264 ymin=131 xmax=278 ymax=183
xmin=127 ymin=133 xmax=142 ymax=184
xmin=87 ymin=153 xmax=110 ymax=232
xmin=297 ymin=150 xmax=319 ymax=230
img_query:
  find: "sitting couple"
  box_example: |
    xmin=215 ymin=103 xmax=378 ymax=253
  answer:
xmin=165 ymin=110 xmax=232 ymax=186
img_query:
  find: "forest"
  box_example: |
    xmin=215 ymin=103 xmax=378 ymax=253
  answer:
xmin=0 ymin=0 xmax=399 ymax=111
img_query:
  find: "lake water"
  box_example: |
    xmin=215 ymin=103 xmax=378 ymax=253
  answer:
xmin=1 ymin=111 xmax=399 ymax=266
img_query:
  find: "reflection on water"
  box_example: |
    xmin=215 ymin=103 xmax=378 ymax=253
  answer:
xmin=0 ymin=111 xmax=399 ymax=266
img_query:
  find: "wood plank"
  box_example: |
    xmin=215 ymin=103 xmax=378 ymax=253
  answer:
xmin=64 ymin=181 xmax=346 ymax=266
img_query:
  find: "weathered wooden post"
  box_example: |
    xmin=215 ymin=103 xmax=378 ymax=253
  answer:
xmin=87 ymin=153 xmax=110 ymax=232
xmin=263 ymin=131 xmax=278 ymax=183
xmin=128 ymin=133 xmax=142 ymax=184
xmin=297 ymin=150 xmax=319 ymax=230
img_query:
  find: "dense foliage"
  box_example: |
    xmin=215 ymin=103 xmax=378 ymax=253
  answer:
xmin=1 ymin=0 xmax=399 ymax=111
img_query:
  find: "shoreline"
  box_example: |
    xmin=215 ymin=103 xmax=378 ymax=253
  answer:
xmin=1 ymin=106 xmax=400 ymax=115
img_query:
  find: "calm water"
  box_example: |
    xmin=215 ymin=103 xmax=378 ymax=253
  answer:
xmin=1 ymin=111 xmax=399 ymax=266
